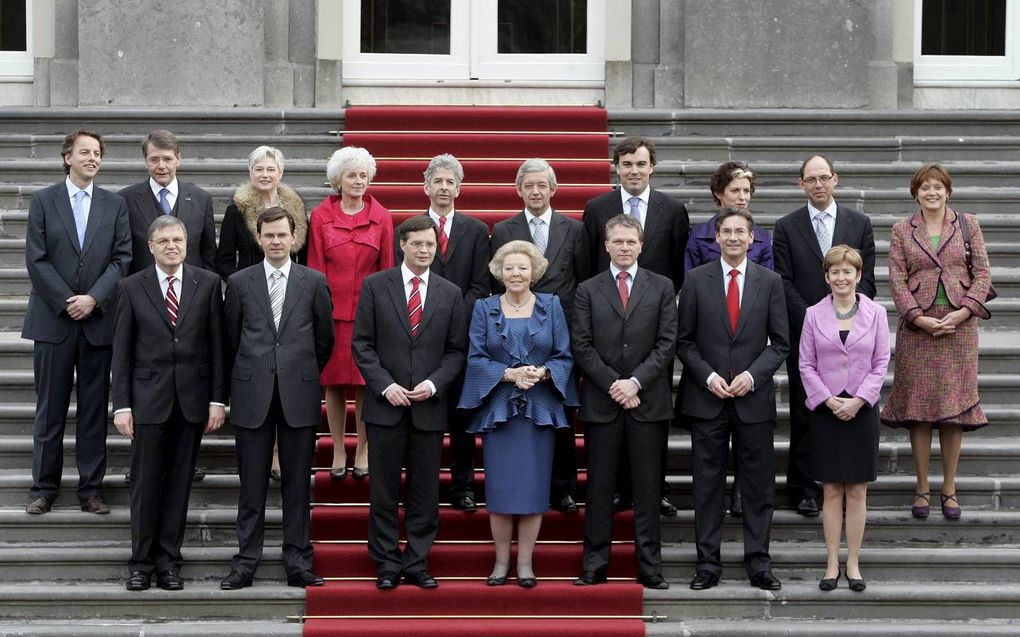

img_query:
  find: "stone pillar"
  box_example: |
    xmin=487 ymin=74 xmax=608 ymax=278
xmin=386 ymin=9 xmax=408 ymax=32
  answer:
xmin=653 ymin=0 xmax=684 ymax=108
xmin=289 ymin=0 xmax=316 ymax=107
xmin=49 ymin=0 xmax=79 ymax=106
xmin=630 ymin=0 xmax=660 ymax=108
xmin=867 ymin=0 xmax=899 ymax=109
xmin=264 ymin=0 xmax=293 ymax=106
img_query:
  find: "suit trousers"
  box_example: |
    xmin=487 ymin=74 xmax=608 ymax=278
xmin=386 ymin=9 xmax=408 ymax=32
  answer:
xmin=128 ymin=399 xmax=204 ymax=574
xmin=785 ymin=352 xmax=821 ymax=502
xmin=31 ymin=328 xmax=112 ymax=503
xmin=231 ymin=383 xmax=316 ymax=577
xmin=445 ymin=374 xmax=476 ymax=499
xmin=582 ymin=413 xmax=665 ymax=579
xmin=691 ymin=401 xmax=775 ymax=578
xmin=550 ymin=408 xmax=578 ymax=498
xmin=367 ymin=413 xmax=443 ymax=576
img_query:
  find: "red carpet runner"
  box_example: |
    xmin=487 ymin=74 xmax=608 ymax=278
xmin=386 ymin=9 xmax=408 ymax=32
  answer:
xmin=302 ymin=106 xmax=644 ymax=636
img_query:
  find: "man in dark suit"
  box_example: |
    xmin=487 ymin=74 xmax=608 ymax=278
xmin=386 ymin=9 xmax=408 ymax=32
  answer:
xmin=394 ymin=154 xmax=489 ymax=513
xmin=582 ymin=135 xmax=690 ymax=518
xmin=490 ymin=159 xmax=590 ymax=514
xmin=120 ymin=129 xmax=217 ymax=275
xmin=572 ymin=215 xmax=677 ymax=590
xmin=353 ymin=216 xmax=468 ymax=590
xmin=677 ymin=207 xmax=789 ymax=591
xmin=220 ymin=207 xmax=334 ymax=590
xmin=23 ymin=129 xmax=132 ymax=515
xmin=773 ymin=154 xmax=876 ymax=518
xmin=112 ymin=215 xmax=225 ymax=591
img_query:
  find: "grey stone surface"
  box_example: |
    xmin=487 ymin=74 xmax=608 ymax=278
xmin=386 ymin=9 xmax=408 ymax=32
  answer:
xmin=315 ymin=59 xmax=343 ymax=108
xmin=53 ymin=0 xmax=78 ymax=58
xmin=897 ymin=61 xmax=914 ymax=108
xmin=633 ymin=63 xmax=656 ymax=108
xmin=78 ymin=1 xmax=264 ymax=107
xmin=288 ymin=0 xmax=316 ymax=63
xmin=293 ymin=63 xmax=315 ymax=107
xmin=605 ymin=61 xmax=634 ymax=108
xmin=682 ymin=0 xmax=877 ymax=108
xmin=264 ymin=0 xmax=289 ymax=62
xmin=49 ymin=60 xmax=79 ymax=107
xmin=32 ymin=59 xmax=50 ymax=107
xmin=264 ymin=62 xmax=295 ymax=107
xmin=654 ymin=0 xmax=684 ymax=108
xmin=631 ymin=0 xmax=661 ymax=65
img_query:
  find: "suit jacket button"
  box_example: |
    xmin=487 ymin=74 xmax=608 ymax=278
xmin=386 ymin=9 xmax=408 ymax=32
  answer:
xmin=174 ymin=338 xmax=179 ymax=343
xmin=79 ymin=261 xmax=85 ymax=267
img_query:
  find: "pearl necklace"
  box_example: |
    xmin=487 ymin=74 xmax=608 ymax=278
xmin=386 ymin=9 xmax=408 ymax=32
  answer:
xmin=503 ymin=293 xmax=533 ymax=311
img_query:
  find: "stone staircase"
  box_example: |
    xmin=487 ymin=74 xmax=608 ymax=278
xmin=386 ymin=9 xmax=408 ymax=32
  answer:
xmin=0 ymin=107 xmax=1016 ymax=635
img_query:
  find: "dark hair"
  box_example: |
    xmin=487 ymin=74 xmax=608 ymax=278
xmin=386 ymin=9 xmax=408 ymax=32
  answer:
xmin=910 ymin=163 xmax=953 ymax=199
xmin=612 ymin=136 xmax=656 ymax=166
xmin=800 ymin=154 xmax=835 ymax=179
xmin=397 ymin=215 xmax=439 ymax=241
xmin=709 ymin=162 xmax=756 ymax=206
xmin=257 ymin=207 xmax=295 ymax=235
xmin=605 ymin=214 xmax=644 ymax=242
xmin=714 ymin=207 xmax=755 ymax=232
xmin=147 ymin=214 xmax=188 ymax=240
xmin=61 ymin=129 xmax=105 ymax=175
xmin=142 ymin=129 xmax=180 ymax=156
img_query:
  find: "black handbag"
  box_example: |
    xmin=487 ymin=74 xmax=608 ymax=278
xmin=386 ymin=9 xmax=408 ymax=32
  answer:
xmin=957 ymin=213 xmax=997 ymax=302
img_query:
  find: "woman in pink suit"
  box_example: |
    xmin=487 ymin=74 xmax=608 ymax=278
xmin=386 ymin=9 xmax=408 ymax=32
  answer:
xmin=307 ymin=146 xmax=394 ymax=479
xmin=799 ymin=245 xmax=889 ymax=593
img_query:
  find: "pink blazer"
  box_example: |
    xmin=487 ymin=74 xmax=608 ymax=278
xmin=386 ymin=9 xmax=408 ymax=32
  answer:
xmin=798 ymin=294 xmax=890 ymax=411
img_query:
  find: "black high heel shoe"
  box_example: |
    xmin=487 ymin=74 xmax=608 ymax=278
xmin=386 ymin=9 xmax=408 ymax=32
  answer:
xmin=486 ymin=573 xmax=508 ymax=586
xmin=845 ymin=572 xmax=866 ymax=592
xmin=818 ymin=570 xmax=840 ymax=591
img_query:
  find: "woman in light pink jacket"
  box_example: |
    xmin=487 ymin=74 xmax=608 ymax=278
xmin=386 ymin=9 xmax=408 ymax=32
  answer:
xmin=799 ymin=245 xmax=890 ymax=593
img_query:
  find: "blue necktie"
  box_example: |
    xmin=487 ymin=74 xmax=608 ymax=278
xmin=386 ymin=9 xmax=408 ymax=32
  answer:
xmin=72 ymin=190 xmax=88 ymax=248
xmin=530 ymin=217 xmax=548 ymax=254
xmin=628 ymin=196 xmax=641 ymax=221
xmin=158 ymin=188 xmax=172 ymax=215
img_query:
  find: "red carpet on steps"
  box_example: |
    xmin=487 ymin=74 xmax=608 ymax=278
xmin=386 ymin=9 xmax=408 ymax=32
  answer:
xmin=304 ymin=106 xmax=643 ymax=637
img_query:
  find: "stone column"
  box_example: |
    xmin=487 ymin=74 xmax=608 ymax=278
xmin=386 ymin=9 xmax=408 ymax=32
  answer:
xmin=653 ymin=0 xmax=684 ymax=108
xmin=48 ymin=0 xmax=79 ymax=106
xmin=631 ymin=0 xmax=660 ymax=108
xmin=867 ymin=0 xmax=899 ymax=109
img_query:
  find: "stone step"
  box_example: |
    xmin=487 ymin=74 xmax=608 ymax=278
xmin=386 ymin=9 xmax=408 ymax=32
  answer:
xmin=0 ymin=435 xmax=239 ymax=472
xmin=0 ymin=621 xmax=300 ymax=637
xmin=646 ymin=619 xmax=1020 ymax=637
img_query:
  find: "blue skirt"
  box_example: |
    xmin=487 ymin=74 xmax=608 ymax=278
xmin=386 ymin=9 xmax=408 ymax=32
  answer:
xmin=482 ymin=413 xmax=554 ymax=515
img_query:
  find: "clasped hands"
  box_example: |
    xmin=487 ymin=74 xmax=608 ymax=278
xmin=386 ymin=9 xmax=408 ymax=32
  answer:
xmin=504 ymin=365 xmax=547 ymax=390
xmin=383 ymin=381 xmax=434 ymax=407
xmin=708 ymin=371 xmax=754 ymax=400
xmin=609 ymin=378 xmax=641 ymax=410
xmin=913 ymin=307 xmax=971 ymax=338
xmin=824 ymin=395 xmax=866 ymax=421
xmin=65 ymin=294 xmax=97 ymax=321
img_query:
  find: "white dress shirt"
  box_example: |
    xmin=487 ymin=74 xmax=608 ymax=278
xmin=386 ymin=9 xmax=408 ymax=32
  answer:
xmin=620 ymin=186 xmax=650 ymax=228
xmin=150 ymin=178 xmax=179 ymax=210
xmin=65 ymin=177 xmax=94 ymax=225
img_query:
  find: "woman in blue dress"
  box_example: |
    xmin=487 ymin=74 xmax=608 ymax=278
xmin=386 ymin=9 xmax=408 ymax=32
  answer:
xmin=458 ymin=240 xmax=579 ymax=588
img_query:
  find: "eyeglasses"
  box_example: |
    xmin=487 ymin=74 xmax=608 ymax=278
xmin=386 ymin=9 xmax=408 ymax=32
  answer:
xmin=718 ymin=227 xmax=750 ymax=238
xmin=802 ymin=175 xmax=834 ymax=185
xmin=407 ymin=241 xmax=436 ymax=250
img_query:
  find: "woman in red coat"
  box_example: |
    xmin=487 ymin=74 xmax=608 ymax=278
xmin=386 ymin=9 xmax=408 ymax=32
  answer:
xmin=307 ymin=146 xmax=394 ymax=479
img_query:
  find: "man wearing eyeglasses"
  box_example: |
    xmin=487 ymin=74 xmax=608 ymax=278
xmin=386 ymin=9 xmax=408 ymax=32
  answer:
xmin=772 ymin=155 xmax=876 ymax=518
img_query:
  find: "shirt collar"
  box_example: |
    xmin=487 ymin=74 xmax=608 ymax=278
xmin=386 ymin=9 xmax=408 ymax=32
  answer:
xmin=428 ymin=208 xmax=454 ymax=224
xmin=156 ymin=264 xmax=183 ymax=282
xmin=620 ymin=185 xmax=650 ymax=206
xmin=807 ymin=199 xmax=837 ymax=220
xmin=721 ymin=257 xmax=748 ymax=278
xmin=263 ymin=258 xmax=293 ymax=280
xmin=401 ymin=262 xmax=430 ymax=287
xmin=65 ymin=177 xmax=94 ymax=199
xmin=524 ymin=207 xmax=553 ymax=225
xmin=609 ymin=262 xmax=639 ymax=280
xmin=149 ymin=178 xmax=179 ymax=199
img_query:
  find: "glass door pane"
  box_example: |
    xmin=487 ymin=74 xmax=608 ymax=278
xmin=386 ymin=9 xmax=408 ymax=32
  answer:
xmin=914 ymin=0 xmax=1019 ymax=81
xmin=361 ymin=0 xmax=451 ymax=54
xmin=496 ymin=0 xmax=587 ymax=54
xmin=0 ymin=0 xmax=31 ymax=76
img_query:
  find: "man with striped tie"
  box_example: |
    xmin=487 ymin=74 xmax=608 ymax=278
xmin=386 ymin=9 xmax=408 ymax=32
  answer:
xmin=112 ymin=215 xmax=225 ymax=591
xmin=353 ymin=216 xmax=468 ymax=590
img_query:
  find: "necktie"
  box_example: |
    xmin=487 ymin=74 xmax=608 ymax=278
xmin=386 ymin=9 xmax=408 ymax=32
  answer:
xmin=617 ymin=271 xmax=629 ymax=312
xmin=165 ymin=275 xmax=178 ymax=327
xmin=628 ymin=196 xmax=641 ymax=221
xmin=72 ymin=190 xmax=88 ymax=249
xmin=530 ymin=217 xmax=548 ymax=254
xmin=437 ymin=215 xmax=448 ymax=257
xmin=158 ymin=188 xmax=172 ymax=215
xmin=727 ymin=268 xmax=740 ymax=333
xmin=814 ymin=211 xmax=832 ymax=255
xmin=408 ymin=276 xmax=422 ymax=336
xmin=269 ymin=270 xmax=284 ymax=329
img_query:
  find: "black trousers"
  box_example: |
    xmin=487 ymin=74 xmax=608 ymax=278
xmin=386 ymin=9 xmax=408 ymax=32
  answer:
xmin=446 ymin=375 xmax=476 ymax=499
xmin=690 ymin=402 xmax=775 ymax=578
xmin=30 ymin=330 xmax=111 ymax=503
xmin=550 ymin=407 xmax=578 ymax=499
xmin=232 ymin=384 xmax=316 ymax=577
xmin=785 ymin=352 xmax=821 ymax=503
xmin=128 ymin=399 xmax=203 ymax=574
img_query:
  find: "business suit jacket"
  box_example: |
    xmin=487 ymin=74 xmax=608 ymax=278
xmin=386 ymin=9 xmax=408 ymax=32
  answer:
xmin=22 ymin=181 xmax=132 ymax=346
xmin=798 ymin=294 xmax=889 ymax=411
xmin=112 ymin=264 xmax=225 ymax=424
xmin=582 ymin=189 xmax=690 ymax=292
xmin=572 ymin=268 xmax=678 ymax=423
xmin=888 ymin=208 xmax=993 ymax=323
xmin=352 ymin=267 xmax=468 ymax=430
xmin=490 ymin=210 xmax=591 ymax=320
xmin=676 ymin=261 xmax=790 ymax=424
xmin=121 ymin=180 xmax=217 ymax=274
xmin=224 ymin=262 xmax=334 ymax=429
xmin=395 ymin=212 xmax=490 ymax=315
xmin=773 ymin=203 xmax=876 ymax=335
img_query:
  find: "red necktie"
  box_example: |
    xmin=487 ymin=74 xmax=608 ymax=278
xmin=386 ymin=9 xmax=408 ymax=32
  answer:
xmin=617 ymin=271 xmax=629 ymax=311
xmin=437 ymin=215 xmax=448 ymax=257
xmin=408 ymin=276 xmax=422 ymax=336
xmin=165 ymin=275 xmax=178 ymax=327
xmin=727 ymin=269 xmax=739 ymax=333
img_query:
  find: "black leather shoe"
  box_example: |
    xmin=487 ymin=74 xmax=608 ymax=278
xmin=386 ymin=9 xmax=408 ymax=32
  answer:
xmin=404 ymin=570 xmax=438 ymax=589
xmin=80 ymin=496 xmax=110 ymax=514
xmin=819 ymin=571 xmax=839 ymax=591
xmin=270 ymin=469 xmax=282 ymax=481
xmin=555 ymin=494 xmax=578 ymax=514
xmin=486 ymin=573 xmax=508 ymax=586
xmin=749 ymin=570 xmax=782 ymax=590
xmin=353 ymin=467 xmax=369 ymax=479
xmin=517 ymin=576 xmax=537 ymax=588
xmin=797 ymin=497 xmax=820 ymax=517
xmin=573 ymin=571 xmax=607 ymax=586
xmin=287 ymin=570 xmax=324 ymax=587
xmin=689 ymin=570 xmax=719 ymax=590
xmin=25 ymin=497 xmax=52 ymax=515
xmin=450 ymin=494 xmax=477 ymax=513
xmin=845 ymin=572 xmax=866 ymax=592
xmin=192 ymin=467 xmax=206 ymax=481
xmin=638 ymin=574 xmax=670 ymax=590
xmin=157 ymin=570 xmax=184 ymax=591
xmin=220 ymin=571 xmax=253 ymax=590
xmin=376 ymin=571 xmax=399 ymax=590
xmin=660 ymin=496 xmax=678 ymax=517
xmin=126 ymin=570 xmax=151 ymax=591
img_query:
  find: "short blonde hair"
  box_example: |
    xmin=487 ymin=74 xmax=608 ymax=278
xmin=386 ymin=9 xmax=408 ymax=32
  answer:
xmin=327 ymin=146 xmax=377 ymax=189
xmin=489 ymin=240 xmax=549 ymax=281
xmin=823 ymin=244 xmax=863 ymax=273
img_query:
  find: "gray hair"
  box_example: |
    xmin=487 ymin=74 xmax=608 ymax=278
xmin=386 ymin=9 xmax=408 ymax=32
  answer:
xmin=489 ymin=240 xmax=549 ymax=281
xmin=424 ymin=154 xmax=464 ymax=186
xmin=147 ymin=214 xmax=188 ymax=240
xmin=327 ymin=146 xmax=377 ymax=188
xmin=515 ymin=158 xmax=557 ymax=190
xmin=248 ymin=145 xmax=285 ymax=173
xmin=605 ymin=214 xmax=644 ymax=242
